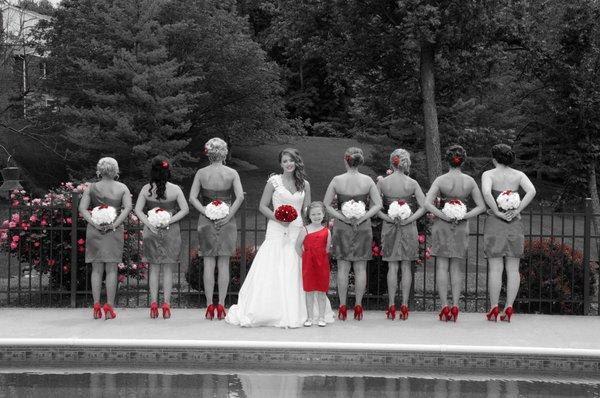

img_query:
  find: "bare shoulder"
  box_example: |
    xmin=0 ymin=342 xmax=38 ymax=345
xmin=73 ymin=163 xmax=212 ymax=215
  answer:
xmin=481 ymin=169 xmax=493 ymax=178
xmin=138 ymin=183 xmax=151 ymax=197
xmin=304 ymin=180 xmax=311 ymax=189
xmin=167 ymin=181 xmax=183 ymax=192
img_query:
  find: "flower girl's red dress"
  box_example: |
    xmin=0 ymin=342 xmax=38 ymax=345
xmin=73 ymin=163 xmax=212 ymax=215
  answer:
xmin=302 ymin=227 xmax=330 ymax=292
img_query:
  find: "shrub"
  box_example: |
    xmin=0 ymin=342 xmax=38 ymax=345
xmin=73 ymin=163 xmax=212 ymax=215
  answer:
xmin=513 ymin=239 xmax=597 ymax=314
xmin=185 ymin=246 xmax=257 ymax=293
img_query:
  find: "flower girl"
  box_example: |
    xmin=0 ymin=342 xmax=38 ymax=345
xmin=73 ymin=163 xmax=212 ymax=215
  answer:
xmin=295 ymin=202 xmax=331 ymax=327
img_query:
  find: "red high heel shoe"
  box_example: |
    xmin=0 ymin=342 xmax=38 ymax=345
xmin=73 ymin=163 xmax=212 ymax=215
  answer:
xmin=103 ymin=303 xmax=117 ymax=320
xmin=354 ymin=304 xmax=363 ymax=321
xmin=450 ymin=306 xmax=459 ymax=322
xmin=216 ymin=304 xmax=226 ymax=320
xmin=438 ymin=306 xmax=450 ymax=322
xmin=486 ymin=305 xmax=499 ymax=322
xmin=500 ymin=306 xmax=513 ymax=322
xmin=338 ymin=304 xmax=347 ymax=321
xmin=386 ymin=305 xmax=396 ymax=320
xmin=93 ymin=302 xmax=102 ymax=319
xmin=399 ymin=304 xmax=409 ymax=320
xmin=162 ymin=303 xmax=171 ymax=319
xmin=150 ymin=302 xmax=159 ymax=319
xmin=205 ymin=304 xmax=215 ymax=320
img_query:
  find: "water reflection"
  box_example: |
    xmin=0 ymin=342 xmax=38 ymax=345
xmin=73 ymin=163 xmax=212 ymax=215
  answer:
xmin=0 ymin=372 xmax=597 ymax=397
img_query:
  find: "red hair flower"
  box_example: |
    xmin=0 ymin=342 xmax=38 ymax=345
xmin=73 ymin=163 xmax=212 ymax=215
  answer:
xmin=161 ymin=160 xmax=169 ymax=169
xmin=203 ymin=147 xmax=209 ymax=156
xmin=345 ymin=154 xmax=353 ymax=163
xmin=392 ymin=155 xmax=401 ymax=166
xmin=451 ymin=155 xmax=463 ymax=166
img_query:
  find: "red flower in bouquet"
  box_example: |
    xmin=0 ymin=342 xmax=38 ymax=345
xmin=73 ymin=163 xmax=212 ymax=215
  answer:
xmin=211 ymin=199 xmax=222 ymax=206
xmin=99 ymin=203 xmax=109 ymax=209
xmin=274 ymin=205 xmax=298 ymax=223
xmin=501 ymin=189 xmax=512 ymax=195
xmin=448 ymin=199 xmax=464 ymax=206
xmin=397 ymin=199 xmax=407 ymax=206
xmin=371 ymin=241 xmax=381 ymax=257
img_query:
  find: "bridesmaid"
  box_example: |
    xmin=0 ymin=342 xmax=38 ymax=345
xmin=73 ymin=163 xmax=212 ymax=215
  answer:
xmin=189 ymin=137 xmax=244 ymax=320
xmin=324 ymin=147 xmax=382 ymax=320
xmin=134 ymin=157 xmax=189 ymax=319
xmin=79 ymin=157 xmax=132 ymax=320
xmin=424 ymin=145 xmax=486 ymax=322
xmin=377 ymin=149 xmax=426 ymax=321
xmin=482 ymin=144 xmax=535 ymax=322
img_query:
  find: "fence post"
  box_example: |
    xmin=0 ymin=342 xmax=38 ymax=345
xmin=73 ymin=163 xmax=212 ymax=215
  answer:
xmin=583 ymin=198 xmax=592 ymax=315
xmin=240 ymin=198 xmax=247 ymax=283
xmin=70 ymin=192 xmax=79 ymax=308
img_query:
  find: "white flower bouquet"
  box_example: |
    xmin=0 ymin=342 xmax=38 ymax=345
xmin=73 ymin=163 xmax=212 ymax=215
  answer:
xmin=388 ymin=200 xmax=412 ymax=221
xmin=496 ymin=190 xmax=521 ymax=211
xmin=147 ymin=207 xmax=171 ymax=229
xmin=205 ymin=199 xmax=230 ymax=221
xmin=341 ymin=200 xmax=366 ymax=219
xmin=91 ymin=203 xmax=117 ymax=230
xmin=442 ymin=199 xmax=467 ymax=220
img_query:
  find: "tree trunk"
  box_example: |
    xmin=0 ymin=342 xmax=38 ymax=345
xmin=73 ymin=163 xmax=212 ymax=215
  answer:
xmin=419 ymin=42 xmax=442 ymax=183
xmin=588 ymin=162 xmax=600 ymax=232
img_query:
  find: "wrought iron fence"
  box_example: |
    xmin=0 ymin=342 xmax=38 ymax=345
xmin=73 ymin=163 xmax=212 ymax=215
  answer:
xmin=0 ymin=193 xmax=598 ymax=315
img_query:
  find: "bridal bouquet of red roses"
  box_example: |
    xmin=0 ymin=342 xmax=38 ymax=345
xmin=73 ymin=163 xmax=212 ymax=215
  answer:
xmin=274 ymin=205 xmax=298 ymax=223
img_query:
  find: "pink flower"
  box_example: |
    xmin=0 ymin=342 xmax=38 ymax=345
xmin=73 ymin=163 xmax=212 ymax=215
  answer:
xmin=12 ymin=200 xmax=19 ymax=207
xmin=65 ymin=217 xmax=72 ymax=225
xmin=12 ymin=235 xmax=20 ymax=243
xmin=418 ymin=234 xmax=426 ymax=244
xmin=33 ymin=241 xmax=40 ymax=248
xmin=10 ymin=193 xmax=15 ymax=199
xmin=20 ymin=222 xmax=29 ymax=231
xmin=10 ymin=242 xmax=18 ymax=250
xmin=2 ymin=220 xmax=8 ymax=227
xmin=8 ymin=221 xmax=16 ymax=229
xmin=77 ymin=238 xmax=85 ymax=246
xmin=118 ymin=274 xmax=126 ymax=283
xmin=23 ymin=196 xmax=30 ymax=202
xmin=131 ymin=263 xmax=137 ymax=270
xmin=117 ymin=263 xmax=125 ymax=270
xmin=376 ymin=175 xmax=384 ymax=182
xmin=47 ymin=259 xmax=56 ymax=267
xmin=0 ymin=233 xmax=8 ymax=241
xmin=11 ymin=213 xmax=20 ymax=223
xmin=31 ymin=198 xmax=42 ymax=206
xmin=386 ymin=169 xmax=393 ymax=175
xmin=425 ymin=248 xmax=432 ymax=260
xmin=62 ymin=266 xmax=69 ymax=273
xmin=40 ymin=219 xmax=48 ymax=227
xmin=29 ymin=214 xmax=38 ymax=223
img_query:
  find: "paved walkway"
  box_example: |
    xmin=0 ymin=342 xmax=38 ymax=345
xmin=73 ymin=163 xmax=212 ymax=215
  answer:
xmin=1 ymin=309 xmax=599 ymax=356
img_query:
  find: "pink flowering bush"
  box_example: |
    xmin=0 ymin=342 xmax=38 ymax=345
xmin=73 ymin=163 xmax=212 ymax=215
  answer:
xmin=0 ymin=184 xmax=145 ymax=291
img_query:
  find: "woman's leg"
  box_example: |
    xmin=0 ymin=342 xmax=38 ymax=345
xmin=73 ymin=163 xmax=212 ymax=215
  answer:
xmin=149 ymin=262 xmax=160 ymax=303
xmin=435 ymin=257 xmax=449 ymax=307
xmin=216 ymin=256 xmax=230 ymax=306
xmin=104 ymin=262 xmax=118 ymax=305
xmin=504 ymin=257 xmax=521 ymax=308
xmin=386 ymin=261 xmax=399 ymax=307
xmin=400 ymin=260 xmax=412 ymax=306
xmin=353 ymin=260 xmax=367 ymax=306
xmin=162 ymin=263 xmax=174 ymax=304
xmin=487 ymin=257 xmax=504 ymax=308
xmin=316 ymin=292 xmax=326 ymax=319
xmin=449 ymin=257 xmax=463 ymax=307
xmin=337 ymin=260 xmax=351 ymax=306
xmin=305 ymin=291 xmax=315 ymax=321
xmin=91 ymin=262 xmax=105 ymax=303
xmin=203 ymin=256 xmax=216 ymax=306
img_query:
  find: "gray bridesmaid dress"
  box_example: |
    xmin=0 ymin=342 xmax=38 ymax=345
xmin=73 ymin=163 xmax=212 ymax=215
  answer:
xmin=332 ymin=193 xmax=372 ymax=261
xmin=381 ymin=195 xmax=419 ymax=262
xmin=143 ymin=199 xmax=181 ymax=264
xmin=85 ymin=183 xmax=125 ymax=263
xmin=483 ymin=189 xmax=525 ymax=258
xmin=197 ymin=188 xmax=237 ymax=257
xmin=430 ymin=196 xmax=470 ymax=259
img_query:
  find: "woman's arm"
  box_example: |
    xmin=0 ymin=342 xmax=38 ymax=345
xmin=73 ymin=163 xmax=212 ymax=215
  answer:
xmin=170 ymin=185 xmax=190 ymax=224
xmin=215 ymin=171 xmax=245 ymax=228
xmin=424 ymin=177 xmax=451 ymax=221
xmin=325 ymin=229 xmax=332 ymax=254
xmin=259 ymin=180 xmax=276 ymax=221
xmin=134 ymin=186 xmax=155 ymax=233
xmin=323 ymin=177 xmax=349 ymax=223
xmin=357 ymin=179 xmax=382 ymax=225
xmin=188 ymin=170 xmax=205 ymax=214
xmin=464 ymin=177 xmax=487 ymax=220
xmin=510 ymin=171 xmax=536 ymax=220
xmin=402 ymin=179 xmax=426 ymax=225
xmin=295 ymin=228 xmax=306 ymax=257
xmin=78 ymin=184 xmax=100 ymax=230
xmin=302 ymin=181 xmax=311 ymax=220
xmin=111 ymin=185 xmax=133 ymax=229
xmin=376 ymin=179 xmax=394 ymax=223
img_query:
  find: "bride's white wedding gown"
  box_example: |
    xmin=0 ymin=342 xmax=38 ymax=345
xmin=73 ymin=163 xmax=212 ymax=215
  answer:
xmin=226 ymin=175 xmax=335 ymax=328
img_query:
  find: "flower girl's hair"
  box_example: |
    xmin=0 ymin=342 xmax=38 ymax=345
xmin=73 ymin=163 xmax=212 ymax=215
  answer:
xmin=306 ymin=201 xmax=327 ymax=224
xmin=96 ymin=157 xmax=119 ymax=179
xmin=205 ymin=137 xmax=228 ymax=163
xmin=390 ymin=149 xmax=411 ymax=174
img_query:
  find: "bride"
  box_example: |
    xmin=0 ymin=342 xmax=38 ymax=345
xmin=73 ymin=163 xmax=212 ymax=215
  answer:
xmin=226 ymin=148 xmax=334 ymax=328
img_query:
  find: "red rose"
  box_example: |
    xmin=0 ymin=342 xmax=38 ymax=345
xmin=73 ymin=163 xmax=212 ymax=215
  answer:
xmin=448 ymin=199 xmax=463 ymax=206
xmin=47 ymin=259 xmax=56 ymax=266
xmin=451 ymin=155 xmax=463 ymax=166
xmin=161 ymin=160 xmax=169 ymax=169
xmin=502 ymin=190 xmax=512 ymax=195
xmin=99 ymin=203 xmax=109 ymax=209
xmin=392 ymin=155 xmax=401 ymax=166
xmin=34 ymin=241 xmax=40 ymax=248
xmin=203 ymin=147 xmax=208 ymax=155
xmin=155 ymin=208 xmax=165 ymax=212
xmin=344 ymin=155 xmax=353 ymax=163
xmin=274 ymin=205 xmax=298 ymax=223
xmin=397 ymin=200 xmax=407 ymax=206
xmin=211 ymin=200 xmax=223 ymax=206
xmin=77 ymin=238 xmax=85 ymax=246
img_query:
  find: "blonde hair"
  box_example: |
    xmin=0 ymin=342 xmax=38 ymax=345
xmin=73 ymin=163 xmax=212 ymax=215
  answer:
xmin=205 ymin=137 xmax=228 ymax=163
xmin=344 ymin=147 xmax=364 ymax=168
xmin=306 ymin=201 xmax=327 ymax=224
xmin=96 ymin=157 xmax=119 ymax=179
xmin=390 ymin=149 xmax=411 ymax=174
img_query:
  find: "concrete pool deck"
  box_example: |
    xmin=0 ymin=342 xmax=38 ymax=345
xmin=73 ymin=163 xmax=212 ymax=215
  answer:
xmin=0 ymin=309 xmax=599 ymax=375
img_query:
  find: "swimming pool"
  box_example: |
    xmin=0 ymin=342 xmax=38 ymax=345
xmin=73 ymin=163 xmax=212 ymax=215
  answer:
xmin=1 ymin=371 xmax=598 ymax=397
